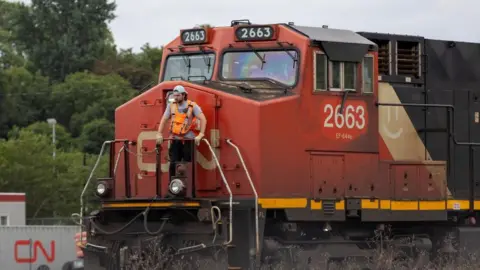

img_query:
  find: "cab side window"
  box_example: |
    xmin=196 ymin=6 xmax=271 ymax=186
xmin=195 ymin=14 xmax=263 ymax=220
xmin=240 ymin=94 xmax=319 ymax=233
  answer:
xmin=0 ymin=215 xmax=8 ymax=226
xmin=343 ymin=62 xmax=357 ymax=90
xmin=313 ymin=52 xmax=374 ymax=94
xmin=330 ymin=61 xmax=342 ymax=89
xmin=362 ymin=56 xmax=374 ymax=94
xmin=314 ymin=53 xmax=327 ymax=90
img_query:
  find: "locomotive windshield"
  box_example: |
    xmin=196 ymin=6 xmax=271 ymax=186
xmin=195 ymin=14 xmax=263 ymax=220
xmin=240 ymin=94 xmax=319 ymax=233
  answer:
xmin=221 ymin=49 xmax=298 ymax=86
xmin=162 ymin=53 xmax=215 ymax=82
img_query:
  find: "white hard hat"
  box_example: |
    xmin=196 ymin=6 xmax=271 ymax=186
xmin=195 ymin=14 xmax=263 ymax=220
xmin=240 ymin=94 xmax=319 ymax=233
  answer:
xmin=173 ymin=85 xmax=188 ymax=94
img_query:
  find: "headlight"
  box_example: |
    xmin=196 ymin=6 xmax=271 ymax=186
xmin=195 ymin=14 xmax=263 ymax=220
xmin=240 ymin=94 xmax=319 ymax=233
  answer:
xmin=97 ymin=183 xmax=106 ymax=195
xmin=169 ymin=179 xmax=185 ymax=195
xmin=95 ymin=181 xmax=110 ymax=197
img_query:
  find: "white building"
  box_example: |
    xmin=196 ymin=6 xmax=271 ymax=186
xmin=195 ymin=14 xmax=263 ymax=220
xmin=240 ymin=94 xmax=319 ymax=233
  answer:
xmin=0 ymin=193 xmax=26 ymax=226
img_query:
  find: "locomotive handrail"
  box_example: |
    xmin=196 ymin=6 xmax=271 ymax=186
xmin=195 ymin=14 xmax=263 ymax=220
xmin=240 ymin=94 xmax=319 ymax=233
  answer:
xmin=202 ymin=138 xmax=234 ymax=246
xmin=76 ymin=139 xmax=129 ymax=243
xmin=225 ymin=139 xmax=260 ymax=259
xmin=376 ymin=102 xmax=480 ymax=212
xmin=79 ymin=140 xmax=113 ymax=228
xmin=376 ymin=102 xmax=480 ymax=146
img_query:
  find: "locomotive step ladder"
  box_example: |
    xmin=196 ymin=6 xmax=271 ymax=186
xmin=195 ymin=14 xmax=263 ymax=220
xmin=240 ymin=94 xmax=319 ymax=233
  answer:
xmin=174 ymin=138 xmax=234 ymax=257
xmin=178 ymin=139 xmax=260 ymax=269
xmin=202 ymin=138 xmax=234 ymax=246
xmin=225 ymin=139 xmax=260 ymax=259
xmin=225 ymin=139 xmax=260 ymax=269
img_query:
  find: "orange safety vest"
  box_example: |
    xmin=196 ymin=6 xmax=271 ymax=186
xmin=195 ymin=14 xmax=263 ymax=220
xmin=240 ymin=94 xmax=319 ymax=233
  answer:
xmin=169 ymin=100 xmax=201 ymax=136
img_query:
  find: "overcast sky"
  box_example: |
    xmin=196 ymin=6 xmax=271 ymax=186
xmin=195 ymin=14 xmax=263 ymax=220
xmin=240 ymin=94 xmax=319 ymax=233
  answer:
xmin=11 ymin=0 xmax=480 ymax=52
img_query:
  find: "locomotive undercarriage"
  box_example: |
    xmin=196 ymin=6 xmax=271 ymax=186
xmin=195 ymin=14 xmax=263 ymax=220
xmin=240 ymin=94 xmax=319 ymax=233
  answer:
xmin=80 ymin=203 xmax=480 ymax=270
xmin=82 ymin=206 xmax=230 ymax=270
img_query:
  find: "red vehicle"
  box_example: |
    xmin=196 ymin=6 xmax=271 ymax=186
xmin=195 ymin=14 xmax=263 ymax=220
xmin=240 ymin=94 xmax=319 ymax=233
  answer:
xmin=80 ymin=20 xmax=480 ymax=269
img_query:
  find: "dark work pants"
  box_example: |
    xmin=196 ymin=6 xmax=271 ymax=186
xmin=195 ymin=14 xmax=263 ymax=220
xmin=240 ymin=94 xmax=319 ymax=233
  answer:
xmin=169 ymin=139 xmax=193 ymax=180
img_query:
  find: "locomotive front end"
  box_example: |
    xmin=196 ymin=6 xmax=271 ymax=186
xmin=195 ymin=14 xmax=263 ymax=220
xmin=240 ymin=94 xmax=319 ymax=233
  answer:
xmin=74 ymin=18 xmax=374 ymax=269
xmin=78 ymin=21 xmax=278 ymax=269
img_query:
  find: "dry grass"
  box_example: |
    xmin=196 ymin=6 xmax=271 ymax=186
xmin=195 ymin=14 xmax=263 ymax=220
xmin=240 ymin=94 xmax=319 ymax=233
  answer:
xmin=121 ymin=234 xmax=480 ymax=270
xmin=125 ymin=238 xmax=228 ymax=270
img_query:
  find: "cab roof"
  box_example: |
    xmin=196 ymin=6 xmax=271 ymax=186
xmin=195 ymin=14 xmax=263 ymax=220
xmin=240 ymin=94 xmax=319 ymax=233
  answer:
xmin=286 ymin=24 xmax=378 ymax=62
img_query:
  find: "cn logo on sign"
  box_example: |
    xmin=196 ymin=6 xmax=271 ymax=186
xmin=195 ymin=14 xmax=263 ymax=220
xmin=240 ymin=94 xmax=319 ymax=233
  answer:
xmin=14 ymin=240 xmax=55 ymax=263
xmin=321 ymin=99 xmax=369 ymax=141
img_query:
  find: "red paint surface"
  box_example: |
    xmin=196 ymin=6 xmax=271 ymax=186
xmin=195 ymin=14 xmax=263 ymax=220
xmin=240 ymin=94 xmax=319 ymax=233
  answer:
xmin=14 ymin=240 xmax=55 ymax=263
xmin=0 ymin=193 xmax=25 ymax=202
xmin=110 ymin=24 xmax=440 ymax=201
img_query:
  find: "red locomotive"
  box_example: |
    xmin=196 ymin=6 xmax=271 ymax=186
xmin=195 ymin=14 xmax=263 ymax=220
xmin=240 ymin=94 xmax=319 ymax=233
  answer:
xmin=79 ymin=20 xmax=480 ymax=269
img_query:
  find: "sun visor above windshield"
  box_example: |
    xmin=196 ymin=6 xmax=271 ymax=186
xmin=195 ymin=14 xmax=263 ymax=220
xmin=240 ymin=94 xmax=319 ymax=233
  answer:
xmin=288 ymin=25 xmax=378 ymax=62
xmin=320 ymin=42 xmax=371 ymax=62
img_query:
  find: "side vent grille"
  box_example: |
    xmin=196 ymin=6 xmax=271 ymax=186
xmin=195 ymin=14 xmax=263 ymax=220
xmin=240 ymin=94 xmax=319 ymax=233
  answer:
xmin=397 ymin=41 xmax=420 ymax=77
xmin=372 ymin=39 xmax=390 ymax=76
xmin=322 ymin=200 xmax=336 ymax=215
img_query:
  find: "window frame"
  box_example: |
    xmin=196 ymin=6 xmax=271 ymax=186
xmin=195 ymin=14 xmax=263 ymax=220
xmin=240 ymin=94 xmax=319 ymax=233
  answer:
xmin=160 ymin=50 xmax=217 ymax=82
xmin=328 ymin=61 xmax=357 ymax=92
xmin=218 ymin=46 xmax=301 ymax=88
xmin=313 ymin=50 xmax=375 ymax=95
xmin=313 ymin=51 xmax=327 ymax=91
xmin=362 ymin=54 xmax=375 ymax=94
xmin=0 ymin=214 xmax=9 ymax=226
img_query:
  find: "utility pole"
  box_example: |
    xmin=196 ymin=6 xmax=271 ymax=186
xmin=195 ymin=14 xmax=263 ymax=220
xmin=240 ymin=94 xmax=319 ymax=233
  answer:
xmin=46 ymin=118 xmax=57 ymax=159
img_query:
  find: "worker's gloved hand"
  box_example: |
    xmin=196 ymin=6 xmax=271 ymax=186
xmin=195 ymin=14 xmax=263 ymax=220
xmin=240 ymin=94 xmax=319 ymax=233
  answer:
xmin=194 ymin=133 xmax=204 ymax=146
xmin=156 ymin=133 xmax=163 ymax=145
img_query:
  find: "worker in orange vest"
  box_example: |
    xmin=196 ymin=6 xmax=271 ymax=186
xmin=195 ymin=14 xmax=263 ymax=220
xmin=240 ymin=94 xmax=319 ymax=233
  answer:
xmin=156 ymin=85 xmax=207 ymax=181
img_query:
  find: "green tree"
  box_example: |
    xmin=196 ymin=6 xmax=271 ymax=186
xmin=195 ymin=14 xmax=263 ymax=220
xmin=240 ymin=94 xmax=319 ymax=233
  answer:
xmin=0 ymin=129 xmax=109 ymax=218
xmin=0 ymin=0 xmax=28 ymax=69
xmin=7 ymin=121 xmax=77 ymax=152
xmin=49 ymin=150 xmax=109 ymax=218
xmin=49 ymin=71 xmax=135 ymax=137
xmin=80 ymin=118 xmax=114 ymax=154
xmin=0 ymin=0 xmax=173 ymax=220
xmin=0 ymin=67 xmax=50 ymax=138
xmin=0 ymin=130 xmax=56 ymax=217
xmin=93 ymin=43 xmax=164 ymax=90
xmin=12 ymin=0 xmax=117 ymax=82
xmin=137 ymin=43 xmax=163 ymax=78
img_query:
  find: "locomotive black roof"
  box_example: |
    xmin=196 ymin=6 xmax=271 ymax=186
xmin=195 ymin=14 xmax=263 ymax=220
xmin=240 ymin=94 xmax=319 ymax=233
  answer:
xmin=287 ymin=25 xmax=378 ymax=62
xmin=290 ymin=25 xmax=378 ymax=46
